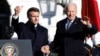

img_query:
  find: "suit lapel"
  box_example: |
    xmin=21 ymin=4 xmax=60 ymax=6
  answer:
xmin=62 ymin=18 xmax=68 ymax=32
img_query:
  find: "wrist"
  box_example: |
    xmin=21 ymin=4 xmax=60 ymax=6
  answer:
xmin=14 ymin=13 xmax=19 ymax=16
xmin=87 ymin=24 xmax=92 ymax=28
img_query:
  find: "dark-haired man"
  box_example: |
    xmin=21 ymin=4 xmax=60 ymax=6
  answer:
xmin=12 ymin=6 xmax=50 ymax=56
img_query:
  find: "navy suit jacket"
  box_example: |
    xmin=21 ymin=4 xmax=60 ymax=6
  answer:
xmin=53 ymin=17 xmax=97 ymax=56
xmin=12 ymin=18 xmax=49 ymax=56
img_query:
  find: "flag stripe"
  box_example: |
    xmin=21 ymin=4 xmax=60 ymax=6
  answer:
xmin=82 ymin=0 xmax=100 ymax=31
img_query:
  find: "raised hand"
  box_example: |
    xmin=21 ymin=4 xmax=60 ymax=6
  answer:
xmin=81 ymin=16 xmax=91 ymax=26
xmin=14 ymin=6 xmax=23 ymax=16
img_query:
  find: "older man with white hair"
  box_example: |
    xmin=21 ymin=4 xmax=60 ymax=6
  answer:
xmin=53 ymin=3 xmax=97 ymax=56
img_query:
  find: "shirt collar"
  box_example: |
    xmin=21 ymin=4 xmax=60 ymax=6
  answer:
xmin=34 ymin=24 xmax=37 ymax=28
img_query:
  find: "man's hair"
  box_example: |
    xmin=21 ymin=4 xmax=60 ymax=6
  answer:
xmin=27 ymin=7 xmax=40 ymax=17
xmin=64 ymin=3 xmax=77 ymax=13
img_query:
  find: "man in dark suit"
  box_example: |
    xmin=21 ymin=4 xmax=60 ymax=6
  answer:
xmin=12 ymin=6 xmax=50 ymax=56
xmin=53 ymin=3 xmax=97 ymax=56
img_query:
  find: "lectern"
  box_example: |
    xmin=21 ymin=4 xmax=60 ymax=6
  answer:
xmin=0 ymin=40 xmax=33 ymax=56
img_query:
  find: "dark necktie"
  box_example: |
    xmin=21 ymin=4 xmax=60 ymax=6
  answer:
xmin=31 ymin=26 xmax=37 ymax=41
xmin=34 ymin=26 xmax=37 ymax=37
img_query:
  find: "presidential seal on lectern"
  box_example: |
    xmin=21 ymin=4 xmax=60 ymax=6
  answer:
xmin=1 ymin=43 xmax=19 ymax=56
